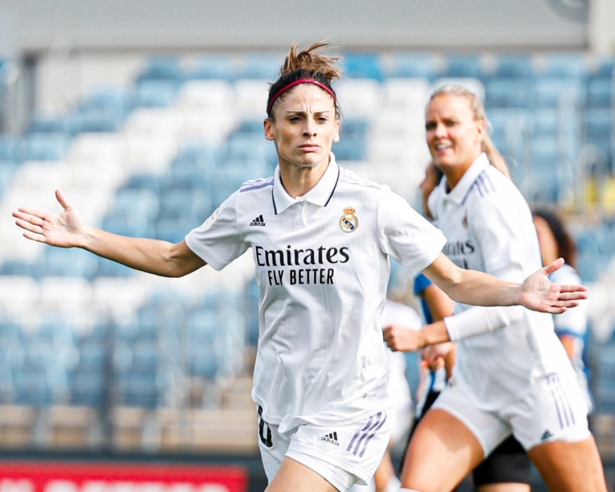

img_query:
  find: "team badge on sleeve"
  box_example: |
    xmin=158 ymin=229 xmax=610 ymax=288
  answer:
xmin=339 ymin=207 xmax=359 ymax=233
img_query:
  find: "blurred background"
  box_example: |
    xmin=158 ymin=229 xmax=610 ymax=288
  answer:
xmin=0 ymin=0 xmax=615 ymax=490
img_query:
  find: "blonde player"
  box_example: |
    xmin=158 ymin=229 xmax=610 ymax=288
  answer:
xmin=384 ymin=85 xmax=605 ymax=492
xmin=13 ymin=46 xmax=587 ymax=492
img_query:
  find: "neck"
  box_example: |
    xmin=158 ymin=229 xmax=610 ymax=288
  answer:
xmin=279 ymin=158 xmax=330 ymax=198
xmin=442 ymin=153 xmax=480 ymax=191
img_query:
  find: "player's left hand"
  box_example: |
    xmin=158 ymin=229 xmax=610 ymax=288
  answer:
xmin=519 ymin=258 xmax=588 ymax=314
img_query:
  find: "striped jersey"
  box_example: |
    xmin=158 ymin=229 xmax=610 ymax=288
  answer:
xmin=428 ymin=153 xmax=576 ymax=409
xmin=186 ymin=154 xmax=446 ymax=432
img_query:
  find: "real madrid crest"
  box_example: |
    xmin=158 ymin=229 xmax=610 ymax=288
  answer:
xmin=339 ymin=207 xmax=358 ymax=233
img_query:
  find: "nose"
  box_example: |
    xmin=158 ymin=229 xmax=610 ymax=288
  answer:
xmin=302 ymin=120 xmax=317 ymax=137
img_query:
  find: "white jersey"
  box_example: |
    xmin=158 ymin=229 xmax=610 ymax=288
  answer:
xmin=550 ymin=264 xmax=592 ymax=411
xmin=186 ymin=154 xmax=446 ymax=432
xmin=428 ymin=153 xmax=575 ymax=409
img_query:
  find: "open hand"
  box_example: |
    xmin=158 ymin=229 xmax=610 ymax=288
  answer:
xmin=519 ymin=258 xmax=588 ymax=314
xmin=12 ymin=190 xmax=87 ymax=248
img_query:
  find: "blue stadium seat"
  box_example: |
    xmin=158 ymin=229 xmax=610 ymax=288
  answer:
xmin=0 ymin=260 xmax=38 ymax=277
xmin=79 ymin=107 xmax=124 ymax=132
xmin=541 ymin=52 xmax=588 ymax=79
xmin=111 ymin=188 xmax=160 ymax=222
xmin=102 ymin=210 xmax=155 ymax=238
xmin=20 ymin=132 xmax=71 ymax=161
xmin=133 ymin=80 xmax=179 ymax=108
xmin=0 ymin=160 xmax=16 ymax=198
xmin=0 ymin=135 xmax=21 ymax=161
xmin=490 ymin=54 xmax=535 ymax=79
xmin=387 ymin=51 xmax=439 ymax=79
xmin=484 ymin=79 xmax=532 ymax=108
xmin=188 ymin=53 xmax=235 ymax=81
xmin=587 ymin=78 xmax=613 ymax=108
xmin=342 ymin=53 xmax=383 ymax=81
xmin=96 ymin=257 xmax=135 ymax=278
xmin=155 ymin=217 xmax=199 ymax=243
xmin=157 ymin=188 xmax=213 ymax=222
xmin=42 ymin=247 xmax=99 ymax=279
xmin=533 ymin=109 xmax=559 ymax=137
xmin=442 ymin=54 xmax=484 ymax=79
xmin=236 ymin=52 xmax=282 ymax=80
xmin=585 ymin=108 xmax=613 ymax=144
xmin=123 ymin=173 xmax=162 ymax=196
xmin=137 ymin=55 xmax=185 ymax=85
xmin=533 ymin=78 xmax=586 ymax=108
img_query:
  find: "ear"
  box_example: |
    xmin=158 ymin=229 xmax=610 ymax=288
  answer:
xmin=333 ymin=119 xmax=341 ymax=143
xmin=264 ymin=119 xmax=275 ymax=141
xmin=476 ymin=119 xmax=487 ymax=142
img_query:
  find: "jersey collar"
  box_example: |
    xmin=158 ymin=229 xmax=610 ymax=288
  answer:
xmin=440 ymin=152 xmax=490 ymax=205
xmin=272 ymin=153 xmax=340 ymax=215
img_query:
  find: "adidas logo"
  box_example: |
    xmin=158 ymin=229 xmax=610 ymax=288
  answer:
xmin=250 ymin=214 xmax=266 ymax=227
xmin=321 ymin=432 xmax=339 ymax=446
xmin=541 ymin=429 xmax=553 ymax=441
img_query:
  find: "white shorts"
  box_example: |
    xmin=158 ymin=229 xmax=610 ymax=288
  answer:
xmin=432 ymin=372 xmax=590 ymax=455
xmin=257 ymin=407 xmax=394 ymax=492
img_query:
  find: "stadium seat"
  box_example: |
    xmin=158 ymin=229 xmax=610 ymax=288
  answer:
xmin=490 ymin=54 xmax=535 ymax=79
xmin=136 ymin=55 xmax=185 ymax=85
xmin=442 ymin=54 xmax=485 ymax=79
xmin=541 ymin=52 xmax=588 ymax=79
xmin=19 ymin=132 xmax=71 ymax=161
xmin=42 ymin=247 xmax=99 ymax=280
xmin=533 ymin=78 xmax=586 ymax=108
xmin=342 ymin=53 xmax=383 ymax=81
xmin=236 ymin=52 xmax=283 ymax=80
xmin=386 ymin=51 xmax=439 ymax=80
xmin=587 ymin=78 xmax=613 ymax=108
xmin=188 ymin=53 xmax=235 ymax=81
xmin=484 ymin=78 xmax=532 ymax=108
xmin=133 ymin=80 xmax=179 ymax=108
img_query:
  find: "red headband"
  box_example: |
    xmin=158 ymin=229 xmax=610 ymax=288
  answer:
xmin=267 ymin=79 xmax=336 ymax=114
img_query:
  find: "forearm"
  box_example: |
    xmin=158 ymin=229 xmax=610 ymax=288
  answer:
xmin=417 ymin=320 xmax=451 ymax=347
xmin=440 ymin=267 xmax=520 ymax=307
xmin=424 ymin=255 xmax=520 ymax=307
xmin=82 ymin=226 xmax=203 ymax=277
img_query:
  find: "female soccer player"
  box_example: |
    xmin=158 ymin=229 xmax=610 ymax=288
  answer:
xmin=533 ymin=208 xmax=593 ymax=413
xmin=384 ymin=85 xmax=606 ymax=492
xmin=13 ymin=45 xmax=586 ymax=492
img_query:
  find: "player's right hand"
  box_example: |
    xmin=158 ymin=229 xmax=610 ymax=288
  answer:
xmin=13 ymin=189 xmax=87 ymax=248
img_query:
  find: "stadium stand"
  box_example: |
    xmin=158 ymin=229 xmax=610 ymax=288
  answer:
xmin=0 ymin=50 xmax=614 ymax=460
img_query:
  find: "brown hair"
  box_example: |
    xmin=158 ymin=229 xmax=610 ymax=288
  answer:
xmin=429 ymin=85 xmax=511 ymax=179
xmin=532 ymin=208 xmax=578 ymax=270
xmin=267 ymin=42 xmax=342 ymax=119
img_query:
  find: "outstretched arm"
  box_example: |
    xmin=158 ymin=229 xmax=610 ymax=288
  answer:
xmin=13 ymin=189 xmax=206 ymax=277
xmin=422 ymin=253 xmax=586 ymax=314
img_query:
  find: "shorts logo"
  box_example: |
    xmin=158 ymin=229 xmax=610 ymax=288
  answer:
xmin=321 ymin=432 xmax=339 ymax=446
xmin=541 ymin=429 xmax=553 ymax=441
xmin=250 ymin=214 xmax=266 ymax=227
xmin=339 ymin=207 xmax=358 ymax=233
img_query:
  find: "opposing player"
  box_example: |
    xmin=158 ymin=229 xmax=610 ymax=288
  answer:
xmin=13 ymin=45 xmax=587 ymax=492
xmin=384 ymin=85 xmax=606 ymax=492
xmin=533 ymin=208 xmax=593 ymax=414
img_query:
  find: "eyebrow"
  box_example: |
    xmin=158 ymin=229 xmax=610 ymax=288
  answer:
xmin=284 ymin=110 xmax=332 ymax=114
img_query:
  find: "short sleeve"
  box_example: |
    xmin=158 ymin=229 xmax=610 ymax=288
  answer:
xmin=185 ymin=191 xmax=249 ymax=271
xmin=470 ymin=195 xmax=530 ymax=282
xmin=413 ymin=273 xmax=433 ymax=296
xmin=378 ymin=188 xmax=446 ymax=273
